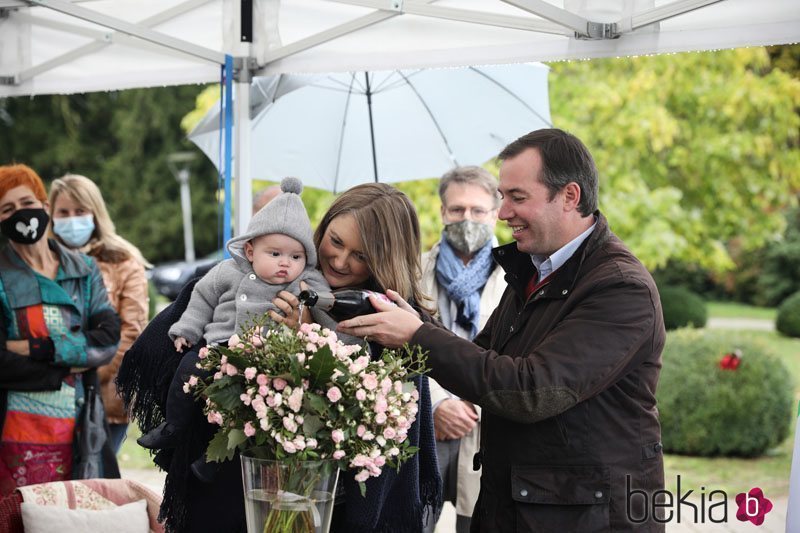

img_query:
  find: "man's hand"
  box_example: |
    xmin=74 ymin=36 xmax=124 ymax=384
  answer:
xmin=6 ymin=340 xmax=30 ymax=357
xmin=434 ymin=399 xmax=478 ymax=441
xmin=174 ymin=337 xmax=192 ymax=352
xmin=337 ymin=290 xmax=423 ymax=348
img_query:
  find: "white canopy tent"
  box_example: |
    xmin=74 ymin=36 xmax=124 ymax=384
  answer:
xmin=2 ymin=0 xmax=799 ymax=235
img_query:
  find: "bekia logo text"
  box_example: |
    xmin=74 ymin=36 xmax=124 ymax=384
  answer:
xmin=627 ymin=476 xmax=773 ymax=525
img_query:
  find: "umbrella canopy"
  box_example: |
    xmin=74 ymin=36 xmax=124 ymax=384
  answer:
xmin=189 ymin=63 xmax=551 ymax=192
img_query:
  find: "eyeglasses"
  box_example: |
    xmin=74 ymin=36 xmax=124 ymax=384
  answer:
xmin=444 ymin=206 xmax=496 ymax=221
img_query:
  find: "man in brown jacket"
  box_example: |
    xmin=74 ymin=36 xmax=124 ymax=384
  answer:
xmin=340 ymin=128 xmax=666 ymax=531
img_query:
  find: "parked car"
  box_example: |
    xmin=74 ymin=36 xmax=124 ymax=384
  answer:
xmin=148 ymin=249 xmax=222 ymax=300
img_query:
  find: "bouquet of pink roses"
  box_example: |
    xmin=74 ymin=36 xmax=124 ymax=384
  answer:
xmin=188 ymin=318 xmax=426 ymax=532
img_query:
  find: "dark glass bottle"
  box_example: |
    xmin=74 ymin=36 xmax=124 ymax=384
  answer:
xmin=298 ymin=288 xmax=393 ymax=322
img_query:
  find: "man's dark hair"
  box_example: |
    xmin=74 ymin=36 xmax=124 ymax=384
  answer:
xmin=498 ymin=128 xmax=598 ymax=216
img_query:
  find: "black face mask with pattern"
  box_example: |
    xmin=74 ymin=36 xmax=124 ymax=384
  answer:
xmin=0 ymin=208 xmax=50 ymax=244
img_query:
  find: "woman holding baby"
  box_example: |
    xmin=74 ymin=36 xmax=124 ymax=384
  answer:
xmin=120 ymin=181 xmax=441 ymax=532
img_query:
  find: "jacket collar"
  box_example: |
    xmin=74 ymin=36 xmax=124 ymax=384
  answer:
xmin=492 ymin=211 xmax=610 ymax=302
xmin=0 ymin=240 xmax=91 ymax=309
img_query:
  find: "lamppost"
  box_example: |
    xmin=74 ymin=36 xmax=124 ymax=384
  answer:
xmin=167 ymin=152 xmax=197 ymax=263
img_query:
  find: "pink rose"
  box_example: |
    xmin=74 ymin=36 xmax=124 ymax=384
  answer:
xmin=256 ymin=374 xmax=268 ymax=386
xmin=228 ymin=334 xmax=241 ymax=346
xmin=287 ymin=388 xmax=303 ymax=412
xmin=244 ymin=422 xmax=256 ymax=437
xmin=333 ymin=450 xmax=345 ymax=460
xmin=240 ymin=393 xmax=252 ymax=406
xmin=282 ymin=417 xmax=298 ymax=433
xmin=198 ymin=347 xmax=209 ymax=359
xmin=273 ymin=378 xmax=287 ymax=391
xmin=354 ymin=470 xmax=370 ymax=483
xmin=356 ymin=389 xmax=367 ymax=401
xmin=299 ymin=323 xmax=313 ymax=334
xmin=282 ymin=441 xmax=297 ymax=454
xmin=356 ymin=425 xmax=366 ymax=437
xmin=381 ymin=377 xmax=392 ymax=394
xmin=258 ymin=385 xmax=269 ymax=397
xmin=375 ymin=413 xmax=387 ymax=424
xmin=331 ymin=429 xmax=345 ymax=443
xmin=375 ymin=396 xmax=388 ymax=413
xmin=383 ymin=427 xmax=396 ymax=440
xmin=225 ymin=364 xmax=238 ymax=376
xmin=306 ymin=438 xmax=317 ymax=449
xmin=250 ymin=335 xmax=263 ymax=347
xmin=327 ymin=387 xmax=342 ymax=403
xmin=244 ymin=367 xmax=257 ymax=380
xmin=362 ymin=374 xmax=378 ymax=391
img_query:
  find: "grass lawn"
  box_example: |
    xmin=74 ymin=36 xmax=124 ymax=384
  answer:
xmin=118 ymin=424 xmax=159 ymax=470
xmin=664 ymin=330 xmax=800 ymax=497
xmin=707 ymin=300 xmax=777 ymax=321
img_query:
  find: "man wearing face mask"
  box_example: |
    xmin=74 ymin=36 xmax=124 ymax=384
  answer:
xmin=421 ymin=166 xmax=507 ymax=533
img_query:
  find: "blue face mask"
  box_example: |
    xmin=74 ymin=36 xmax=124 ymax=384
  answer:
xmin=53 ymin=214 xmax=95 ymax=248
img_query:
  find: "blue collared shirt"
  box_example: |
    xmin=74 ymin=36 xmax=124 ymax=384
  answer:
xmin=530 ymin=218 xmax=597 ymax=283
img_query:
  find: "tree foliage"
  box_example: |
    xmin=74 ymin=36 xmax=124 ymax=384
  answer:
xmin=0 ymin=86 xmax=220 ymax=264
xmin=548 ymin=47 xmax=800 ymax=272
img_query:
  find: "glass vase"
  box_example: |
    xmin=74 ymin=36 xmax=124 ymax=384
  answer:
xmin=240 ymin=449 xmax=340 ymax=533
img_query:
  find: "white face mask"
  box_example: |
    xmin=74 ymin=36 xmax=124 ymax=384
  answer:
xmin=443 ymin=219 xmax=493 ymax=255
xmin=52 ymin=214 xmax=95 ymax=248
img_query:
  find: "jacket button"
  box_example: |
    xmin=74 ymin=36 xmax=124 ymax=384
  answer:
xmin=538 ymin=289 xmax=544 ymax=296
xmin=595 ymin=491 xmax=603 ymax=499
xmin=561 ymin=289 xmax=568 ymax=295
xmin=240 ymin=294 xmax=247 ymax=301
xmin=249 ymin=273 xmax=256 ymax=280
xmin=498 ymin=250 xmax=505 ymax=256
xmin=509 ymin=325 xmax=515 ymax=332
xmin=655 ymin=442 xmax=663 ymax=452
xmin=519 ymin=489 xmax=528 ymax=497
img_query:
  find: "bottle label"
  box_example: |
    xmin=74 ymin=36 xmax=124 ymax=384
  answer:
xmin=365 ymin=290 xmax=394 ymax=306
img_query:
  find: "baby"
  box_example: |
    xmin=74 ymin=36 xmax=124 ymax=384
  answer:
xmin=137 ymin=178 xmax=328 ymax=477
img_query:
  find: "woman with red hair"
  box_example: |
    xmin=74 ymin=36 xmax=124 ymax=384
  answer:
xmin=0 ymin=164 xmax=121 ymax=495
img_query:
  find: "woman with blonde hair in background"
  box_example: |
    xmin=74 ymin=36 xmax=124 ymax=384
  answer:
xmin=49 ymin=174 xmax=150 ymax=453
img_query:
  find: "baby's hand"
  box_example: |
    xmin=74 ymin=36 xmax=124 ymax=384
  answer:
xmin=174 ymin=337 xmax=192 ymax=352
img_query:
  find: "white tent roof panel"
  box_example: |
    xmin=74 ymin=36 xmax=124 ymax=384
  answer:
xmin=1 ymin=0 xmax=799 ymax=97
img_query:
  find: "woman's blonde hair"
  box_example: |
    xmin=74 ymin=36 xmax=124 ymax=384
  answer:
xmin=48 ymin=174 xmax=152 ymax=267
xmin=314 ymin=183 xmax=433 ymax=313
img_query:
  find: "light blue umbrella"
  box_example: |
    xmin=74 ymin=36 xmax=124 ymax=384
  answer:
xmin=190 ymin=63 xmax=551 ymax=193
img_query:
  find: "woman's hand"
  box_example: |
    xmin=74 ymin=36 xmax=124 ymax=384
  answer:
xmin=270 ymin=281 xmax=311 ymax=329
xmin=6 ymin=340 xmax=30 ymax=357
xmin=337 ymin=290 xmax=423 ymax=347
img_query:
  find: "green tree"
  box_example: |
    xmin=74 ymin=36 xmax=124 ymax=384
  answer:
xmin=0 ymin=86 xmax=220 ymax=263
xmin=549 ymin=47 xmax=800 ymax=271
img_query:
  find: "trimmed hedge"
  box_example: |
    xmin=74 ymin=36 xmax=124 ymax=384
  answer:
xmin=659 ymin=285 xmax=707 ymax=330
xmin=776 ymin=291 xmax=800 ymax=338
xmin=657 ymin=329 xmax=793 ymax=457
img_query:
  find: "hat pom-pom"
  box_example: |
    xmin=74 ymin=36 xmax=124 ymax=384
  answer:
xmin=281 ymin=177 xmax=303 ymax=195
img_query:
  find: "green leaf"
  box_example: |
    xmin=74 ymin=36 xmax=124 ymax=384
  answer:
xmin=206 ymin=428 xmax=235 ymax=462
xmin=227 ymin=353 xmax=251 ymax=370
xmin=359 ymin=481 xmax=367 ymax=498
xmin=307 ymin=344 xmax=336 ymax=389
xmin=303 ymin=414 xmax=324 ymax=435
xmin=205 ymin=378 xmax=245 ymax=411
xmin=305 ymin=393 xmax=329 ymax=415
xmin=228 ymin=428 xmax=247 ymax=449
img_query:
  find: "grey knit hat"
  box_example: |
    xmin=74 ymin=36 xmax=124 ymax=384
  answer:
xmin=227 ymin=177 xmax=316 ymax=267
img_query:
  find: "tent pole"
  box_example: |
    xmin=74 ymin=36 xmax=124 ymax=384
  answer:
xmin=234 ymin=72 xmax=252 ymax=236
xmin=364 ymin=72 xmax=378 ymax=183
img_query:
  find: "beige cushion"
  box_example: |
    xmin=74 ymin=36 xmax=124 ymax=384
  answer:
xmin=21 ymin=499 xmax=149 ymax=533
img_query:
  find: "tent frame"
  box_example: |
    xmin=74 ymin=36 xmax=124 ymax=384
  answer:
xmin=0 ymin=0 xmax=754 ymax=234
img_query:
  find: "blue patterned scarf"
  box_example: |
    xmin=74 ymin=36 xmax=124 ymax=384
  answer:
xmin=435 ymin=236 xmax=495 ymax=338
